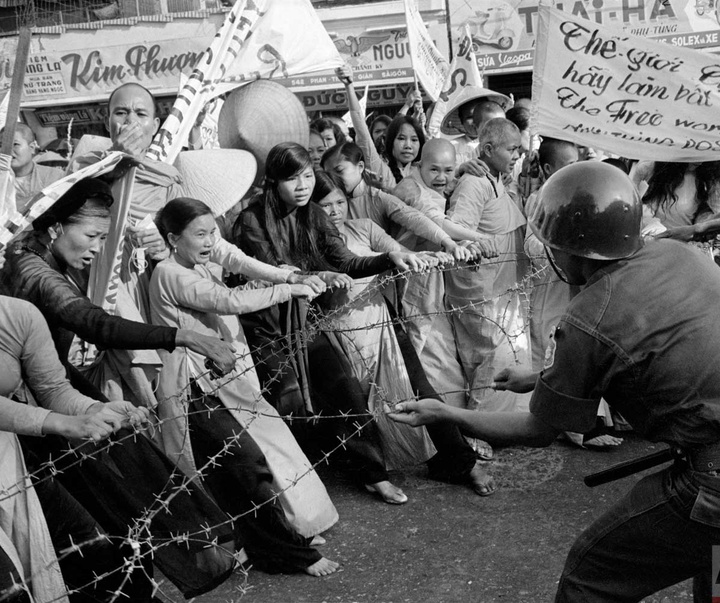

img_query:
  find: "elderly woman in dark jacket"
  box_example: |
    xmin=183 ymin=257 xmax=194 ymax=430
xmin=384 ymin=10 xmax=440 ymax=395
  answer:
xmin=4 ymin=178 xmax=237 ymax=600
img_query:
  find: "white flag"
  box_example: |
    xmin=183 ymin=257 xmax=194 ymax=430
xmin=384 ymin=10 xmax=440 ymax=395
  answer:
xmin=427 ymin=25 xmax=483 ymax=137
xmin=0 ymin=151 xmax=125 ymax=251
xmin=403 ymin=0 xmax=450 ymax=101
xmin=147 ymin=0 xmax=342 ymax=164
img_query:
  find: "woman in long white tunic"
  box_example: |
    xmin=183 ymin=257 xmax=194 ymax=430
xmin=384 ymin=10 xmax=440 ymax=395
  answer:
xmin=310 ymin=175 xmax=437 ymax=478
xmin=149 ymin=197 xmax=339 ymax=577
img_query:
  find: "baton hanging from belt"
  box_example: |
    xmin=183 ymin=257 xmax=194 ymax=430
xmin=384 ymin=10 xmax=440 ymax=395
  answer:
xmin=584 ymin=448 xmax=676 ymax=487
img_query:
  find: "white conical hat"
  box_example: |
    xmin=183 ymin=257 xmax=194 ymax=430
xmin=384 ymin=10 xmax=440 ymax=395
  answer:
xmin=440 ymin=86 xmax=512 ymax=136
xmin=174 ymin=149 xmax=257 ymax=217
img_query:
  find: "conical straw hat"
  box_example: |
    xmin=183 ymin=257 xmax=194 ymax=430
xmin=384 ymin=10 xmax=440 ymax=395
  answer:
xmin=174 ymin=149 xmax=257 ymax=217
xmin=441 ymin=86 xmax=512 ymax=136
xmin=218 ymin=80 xmax=309 ymax=184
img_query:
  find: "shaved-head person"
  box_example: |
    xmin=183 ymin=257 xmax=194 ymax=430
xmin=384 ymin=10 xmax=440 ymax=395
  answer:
xmin=445 ymin=117 xmax=530 ymax=414
xmin=471 ymin=101 xmax=506 ymax=138
xmin=391 ymin=135 xmax=503 ymax=485
xmin=418 ymin=138 xmax=457 ymax=195
xmin=106 ymin=82 xmax=161 ymax=159
xmin=1 ymin=122 xmax=63 ymax=212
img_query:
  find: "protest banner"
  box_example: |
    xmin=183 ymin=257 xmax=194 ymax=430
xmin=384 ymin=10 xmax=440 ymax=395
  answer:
xmin=427 ymin=25 xmax=484 ymax=137
xmin=403 ymin=0 xmax=450 ymax=101
xmin=447 ymin=0 xmax=720 ymax=75
xmin=532 ymin=2 xmax=720 ymax=161
xmin=146 ymin=0 xmax=343 ymax=164
xmin=0 ymin=28 xmax=31 ymax=233
xmin=0 ymin=151 xmax=125 ymax=252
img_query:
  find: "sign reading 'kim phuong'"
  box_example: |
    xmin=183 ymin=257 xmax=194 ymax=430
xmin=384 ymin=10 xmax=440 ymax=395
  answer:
xmin=532 ymin=2 xmax=720 ymax=161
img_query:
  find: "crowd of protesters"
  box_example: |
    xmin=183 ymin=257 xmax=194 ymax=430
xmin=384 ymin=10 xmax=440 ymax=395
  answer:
xmin=0 ymin=57 xmax=719 ymax=603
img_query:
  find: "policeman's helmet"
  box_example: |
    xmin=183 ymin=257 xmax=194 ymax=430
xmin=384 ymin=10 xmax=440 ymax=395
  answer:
xmin=529 ymin=162 xmax=643 ymax=261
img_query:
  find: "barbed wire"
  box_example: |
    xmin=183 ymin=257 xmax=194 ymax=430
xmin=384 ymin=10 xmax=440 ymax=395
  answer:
xmin=0 ymin=249 xmax=606 ymax=602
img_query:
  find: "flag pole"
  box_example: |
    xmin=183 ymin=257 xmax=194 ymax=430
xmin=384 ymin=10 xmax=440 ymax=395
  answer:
xmin=403 ymin=0 xmax=426 ymax=130
xmin=0 ymin=27 xmax=32 ymax=154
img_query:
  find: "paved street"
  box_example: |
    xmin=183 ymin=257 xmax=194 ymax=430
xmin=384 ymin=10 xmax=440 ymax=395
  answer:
xmin=159 ymin=433 xmax=694 ymax=603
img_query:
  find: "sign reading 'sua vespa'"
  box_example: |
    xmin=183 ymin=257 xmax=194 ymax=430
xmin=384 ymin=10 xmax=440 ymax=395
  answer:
xmin=448 ymin=0 xmax=720 ymax=75
xmin=532 ymin=3 xmax=720 ymax=161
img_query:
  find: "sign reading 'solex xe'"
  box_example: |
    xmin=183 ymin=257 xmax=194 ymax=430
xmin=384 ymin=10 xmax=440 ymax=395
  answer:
xmin=448 ymin=0 xmax=720 ymax=74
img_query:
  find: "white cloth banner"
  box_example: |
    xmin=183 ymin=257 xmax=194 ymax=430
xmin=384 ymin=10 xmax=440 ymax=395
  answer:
xmin=532 ymin=3 xmax=720 ymax=162
xmin=427 ymin=25 xmax=482 ymax=137
xmin=403 ymin=0 xmax=450 ymax=102
xmin=0 ymin=151 xmax=125 ymax=251
xmin=210 ymin=0 xmax=343 ymax=96
xmin=146 ymin=0 xmax=342 ymax=163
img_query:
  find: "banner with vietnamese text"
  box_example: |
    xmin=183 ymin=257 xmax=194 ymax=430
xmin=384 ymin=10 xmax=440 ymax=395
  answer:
xmin=146 ymin=0 xmax=343 ymax=163
xmin=404 ymin=0 xmax=450 ymax=101
xmin=532 ymin=3 xmax=720 ymax=161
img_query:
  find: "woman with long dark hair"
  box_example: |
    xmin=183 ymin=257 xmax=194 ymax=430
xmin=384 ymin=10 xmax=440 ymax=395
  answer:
xmin=233 ymin=143 xmax=435 ymax=502
xmin=636 ymin=161 xmax=720 ymax=235
xmin=336 ymin=65 xmax=425 ymax=189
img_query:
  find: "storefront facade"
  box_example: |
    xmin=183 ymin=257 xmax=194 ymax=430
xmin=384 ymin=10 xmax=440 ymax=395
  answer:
xmin=0 ymin=0 xmax=449 ymax=141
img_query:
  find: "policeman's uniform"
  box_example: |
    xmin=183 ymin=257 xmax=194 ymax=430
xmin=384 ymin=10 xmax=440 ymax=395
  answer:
xmin=529 ymin=162 xmax=720 ymax=602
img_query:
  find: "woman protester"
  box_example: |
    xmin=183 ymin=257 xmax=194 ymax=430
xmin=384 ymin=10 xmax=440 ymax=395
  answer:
xmin=336 ymin=65 xmax=426 ymax=189
xmin=233 ymin=143 xmax=423 ymax=417
xmin=5 ymin=178 xmax=241 ymax=599
xmin=309 ymin=171 xmax=440 ymax=503
xmin=321 ymin=140 xmax=470 ymax=262
xmin=633 ymin=161 xmax=720 ymax=236
xmin=0 ymin=293 xmax=151 ymax=603
xmin=234 ymin=143 xmax=492 ymax=499
xmin=150 ymin=196 xmax=338 ymax=576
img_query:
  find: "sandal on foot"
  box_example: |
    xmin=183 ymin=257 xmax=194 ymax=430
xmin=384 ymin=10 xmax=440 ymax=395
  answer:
xmin=469 ymin=463 xmax=496 ymax=497
xmin=473 ymin=439 xmax=494 ymax=461
xmin=364 ymin=482 xmax=408 ymax=505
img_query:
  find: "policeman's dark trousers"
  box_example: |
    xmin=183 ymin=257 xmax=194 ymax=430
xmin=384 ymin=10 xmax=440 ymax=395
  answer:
xmin=555 ymin=463 xmax=720 ymax=602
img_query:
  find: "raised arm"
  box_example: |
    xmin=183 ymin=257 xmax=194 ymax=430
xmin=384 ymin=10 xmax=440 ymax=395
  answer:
xmin=336 ymin=65 xmax=395 ymax=190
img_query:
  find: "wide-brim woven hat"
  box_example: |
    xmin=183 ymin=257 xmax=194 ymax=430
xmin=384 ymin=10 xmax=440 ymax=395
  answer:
xmin=174 ymin=149 xmax=257 ymax=217
xmin=218 ymin=80 xmax=309 ymax=185
xmin=441 ymin=86 xmax=512 ymax=136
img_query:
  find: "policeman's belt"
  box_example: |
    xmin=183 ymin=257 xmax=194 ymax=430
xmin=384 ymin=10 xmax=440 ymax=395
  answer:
xmin=584 ymin=441 xmax=720 ymax=487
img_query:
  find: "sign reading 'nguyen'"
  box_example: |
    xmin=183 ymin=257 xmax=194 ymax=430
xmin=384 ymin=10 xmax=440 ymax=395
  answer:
xmin=532 ymin=2 xmax=720 ymax=161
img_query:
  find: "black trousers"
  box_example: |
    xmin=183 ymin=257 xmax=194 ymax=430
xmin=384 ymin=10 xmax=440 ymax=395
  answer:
xmin=0 ymin=546 xmax=30 ymax=603
xmin=33 ymin=476 xmax=153 ymax=603
xmin=307 ymin=315 xmax=477 ymax=486
xmin=393 ymin=322 xmax=477 ymax=483
xmin=187 ymin=391 xmax=321 ymax=573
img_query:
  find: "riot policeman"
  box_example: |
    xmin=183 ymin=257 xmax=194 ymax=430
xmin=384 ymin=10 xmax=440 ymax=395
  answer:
xmin=390 ymin=161 xmax=720 ymax=602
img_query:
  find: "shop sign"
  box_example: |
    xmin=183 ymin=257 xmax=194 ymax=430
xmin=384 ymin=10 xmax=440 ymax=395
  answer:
xmin=0 ymin=17 xmax=222 ymax=106
xmin=0 ymin=10 xmax=447 ymax=106
xmin=448 ymin=0 xmax=720 ymax=75
xmin=295 ymin=82 xmax=428 ymax=111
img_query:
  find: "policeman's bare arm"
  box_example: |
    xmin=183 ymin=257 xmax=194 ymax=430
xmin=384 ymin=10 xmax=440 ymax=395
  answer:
xmin=389 ymin=400 xmax=559 ymax=447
